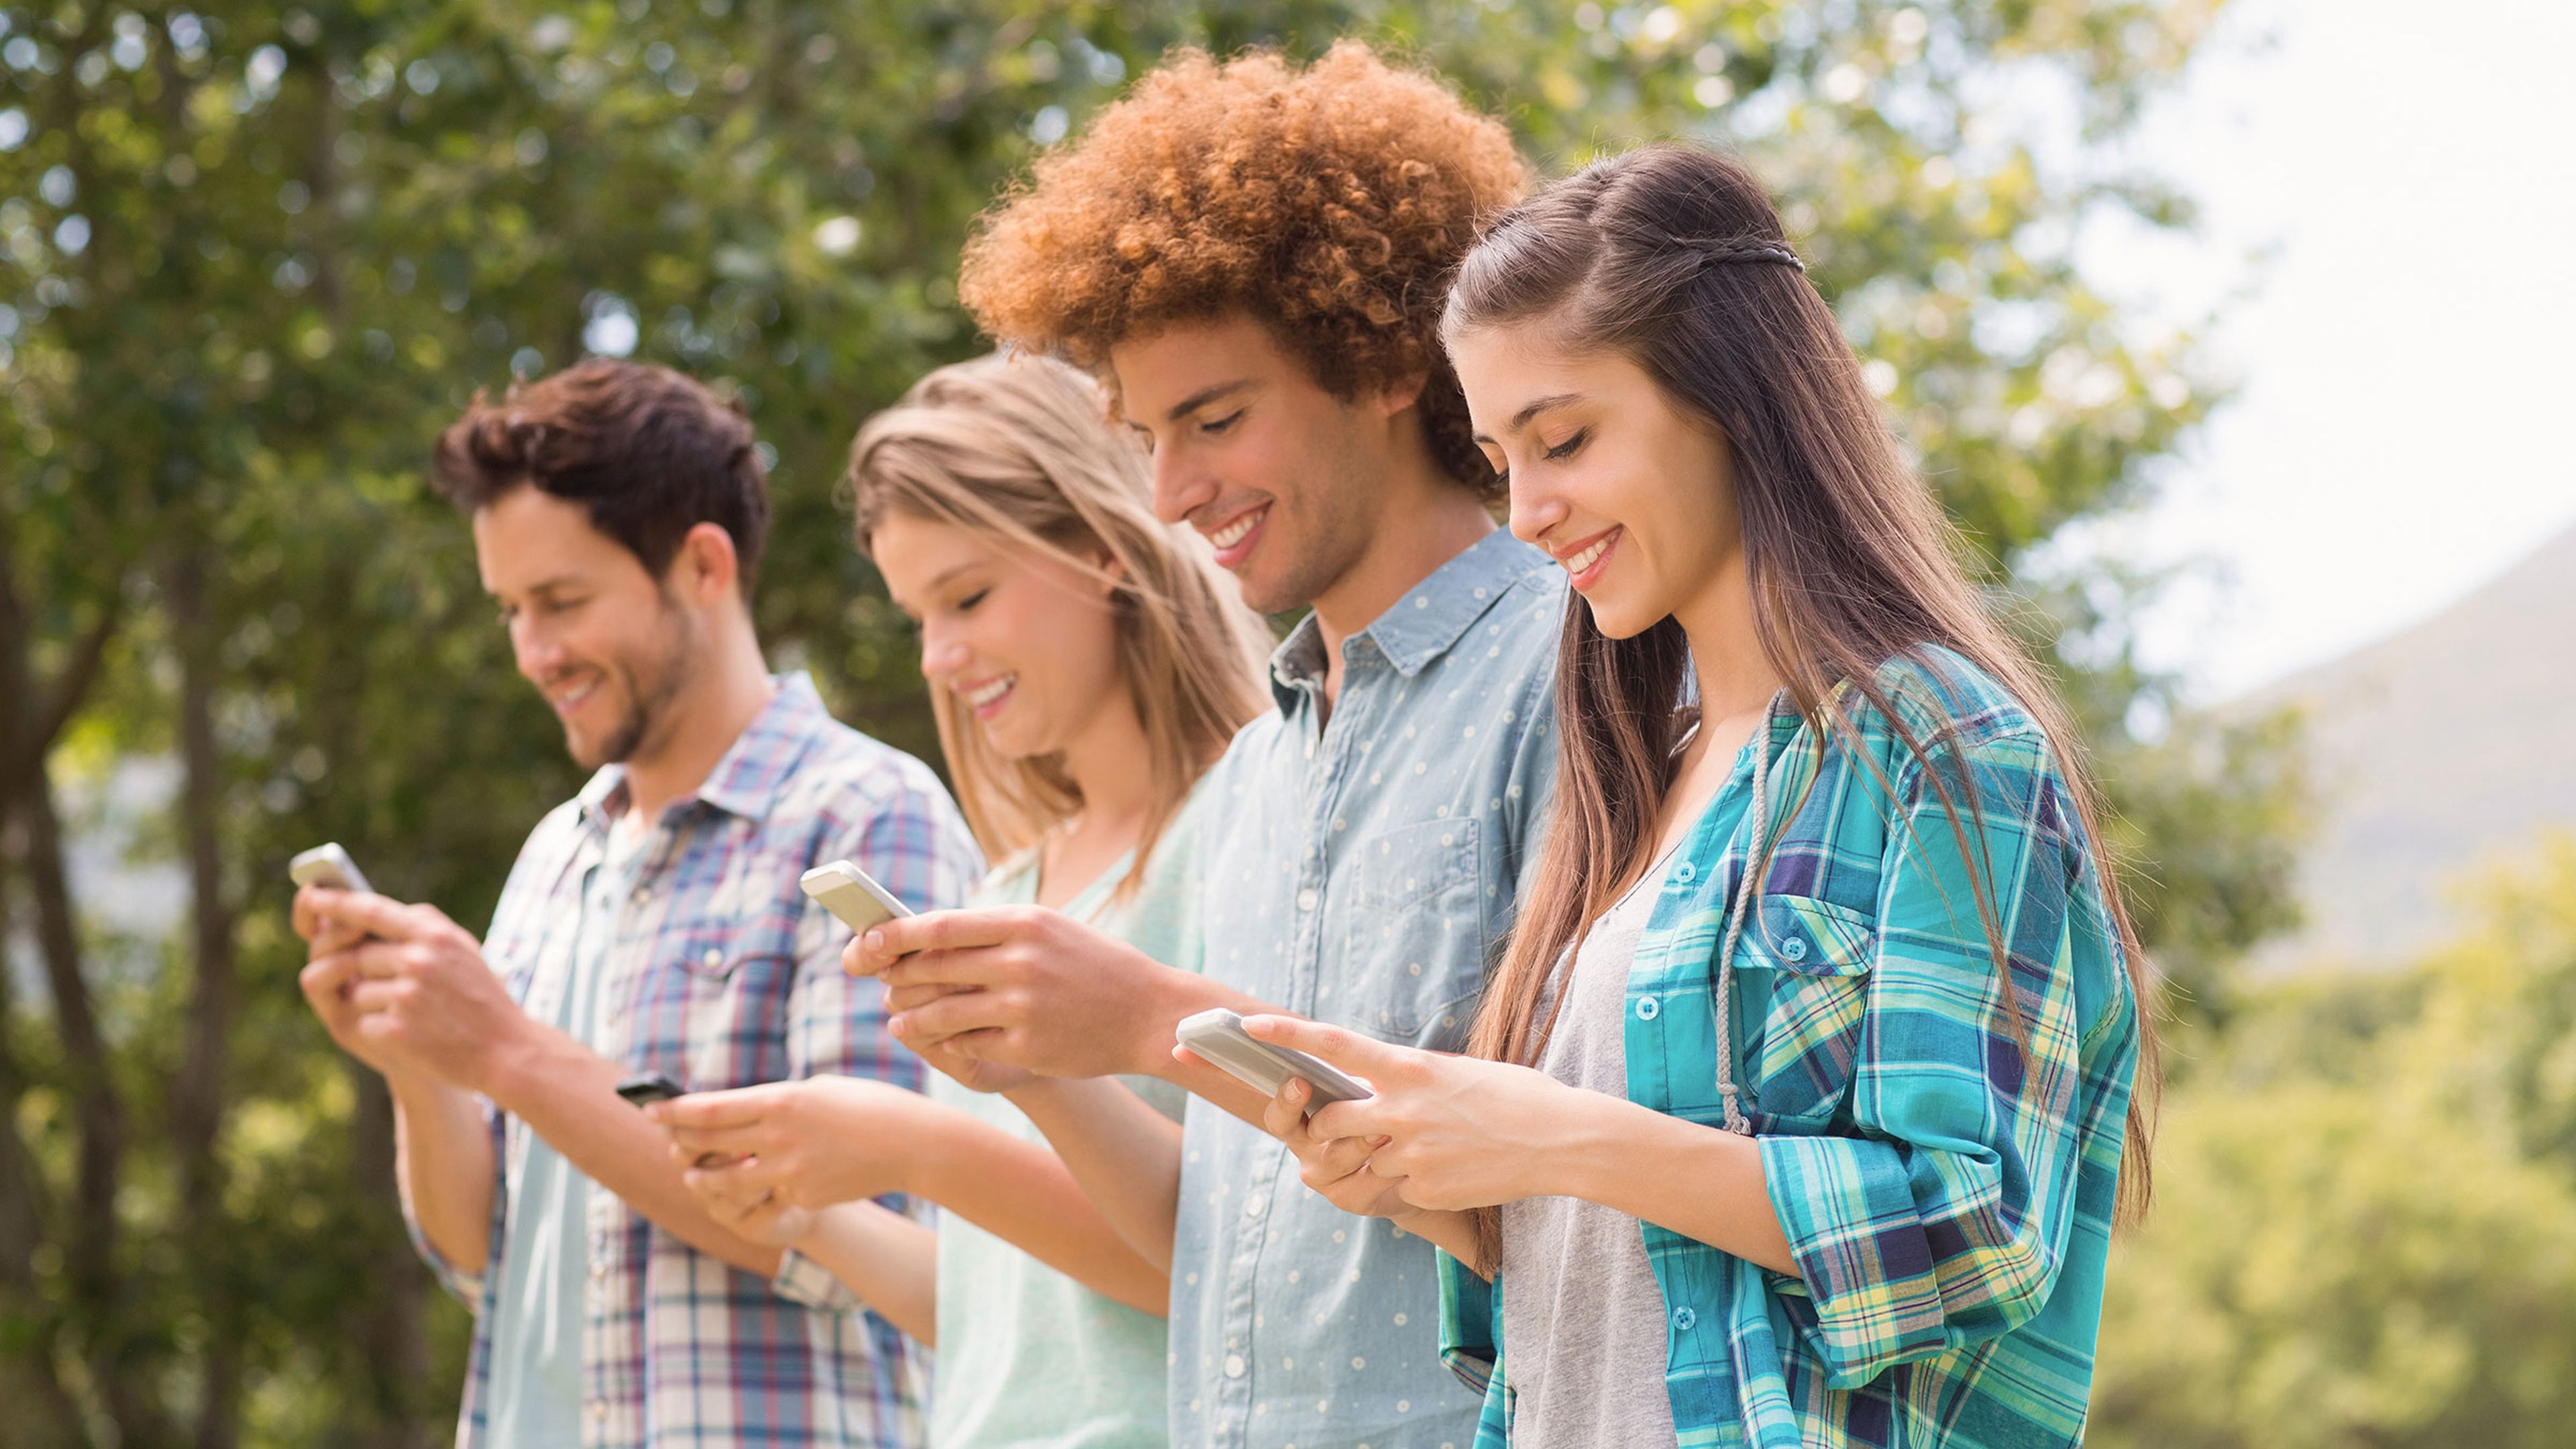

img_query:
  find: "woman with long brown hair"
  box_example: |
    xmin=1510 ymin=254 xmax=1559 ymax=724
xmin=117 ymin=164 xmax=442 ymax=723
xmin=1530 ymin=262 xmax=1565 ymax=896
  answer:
xmin=1240 ymin=144 xmax=2153 ymax=1447
xmin=650 ymin=352 xmax=1273 ymax=1446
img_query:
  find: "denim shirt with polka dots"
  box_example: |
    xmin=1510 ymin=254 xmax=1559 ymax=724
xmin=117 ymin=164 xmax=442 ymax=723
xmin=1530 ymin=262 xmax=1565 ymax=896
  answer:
xmin=1169 ymin=529 xmax=1564 ymax=1449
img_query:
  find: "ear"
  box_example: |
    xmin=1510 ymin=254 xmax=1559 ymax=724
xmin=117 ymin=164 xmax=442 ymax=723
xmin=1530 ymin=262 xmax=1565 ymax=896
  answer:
xmin=1369 ymin=368 xmax=1432 ymax=419
xmin=1094 ymin=548 xmax=1126 ymax=596
xmin=672 ymin=522 xmax=741 ymax=605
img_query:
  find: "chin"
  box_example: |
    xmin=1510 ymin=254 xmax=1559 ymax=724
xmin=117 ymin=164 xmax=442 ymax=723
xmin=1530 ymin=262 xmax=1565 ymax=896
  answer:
xmin=1579 ymin=594 xmax=1664 ymax=642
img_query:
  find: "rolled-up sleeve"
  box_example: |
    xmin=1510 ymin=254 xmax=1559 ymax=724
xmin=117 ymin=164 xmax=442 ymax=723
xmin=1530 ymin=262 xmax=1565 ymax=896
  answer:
xmin=1436 ymin=1248 xmax=1501 ymax=1395
xmin=1758 ymin=727 xmax=2100 ymax=1389
xmin=400 ymin=1099 xmax=506 ymax=1307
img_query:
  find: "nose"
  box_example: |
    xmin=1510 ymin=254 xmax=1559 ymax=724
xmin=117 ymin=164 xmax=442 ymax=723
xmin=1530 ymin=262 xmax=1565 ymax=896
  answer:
xmin=1150 ymin=443 xmax=1216 ymax=527
xmin=511 ymin=616 xmax=564 ymax=683
xmin=1507 ymin=472 xmax=1569 ymax=549
xmin=916 ymin=617 xmax=972 ymax=682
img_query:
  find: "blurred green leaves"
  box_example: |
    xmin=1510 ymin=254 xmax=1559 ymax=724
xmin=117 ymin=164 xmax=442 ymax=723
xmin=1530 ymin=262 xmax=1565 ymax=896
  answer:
xmin=2095 ymin=840 xmax=2576 ymax=1448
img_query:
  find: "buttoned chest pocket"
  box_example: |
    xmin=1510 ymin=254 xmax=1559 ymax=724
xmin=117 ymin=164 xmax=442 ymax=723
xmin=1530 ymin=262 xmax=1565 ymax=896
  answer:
xmin=1333 ymin=817 xmax=1485 ymax=1046
xmin=618 ymin=914 xmax=800 ymax=1083
xmin=1735 ymin=894 xmax=1878 ymax=1131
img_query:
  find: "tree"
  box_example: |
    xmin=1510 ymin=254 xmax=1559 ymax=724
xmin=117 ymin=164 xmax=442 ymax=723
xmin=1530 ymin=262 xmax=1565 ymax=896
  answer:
xmin=2092 ymin=840 xmax=2576 ymax=1448
xmin=1 ymin=1 xmax=2284 ymax=1440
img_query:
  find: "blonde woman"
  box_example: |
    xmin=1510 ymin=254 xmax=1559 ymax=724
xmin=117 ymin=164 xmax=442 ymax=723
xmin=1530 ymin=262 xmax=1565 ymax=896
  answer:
xmin=649 ymin=353 xmax=1271 ymax=1446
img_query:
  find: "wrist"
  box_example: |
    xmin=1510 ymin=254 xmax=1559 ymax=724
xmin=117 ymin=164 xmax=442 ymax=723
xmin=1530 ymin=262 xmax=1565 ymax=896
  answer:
xmin=471 ymin=1013 xmax=560 ymax=1113
xmin=1128 ymin=964 xmax=1203 ymax=1079
xmin=1534 ymin=1080 xmax=1636 ymax=1204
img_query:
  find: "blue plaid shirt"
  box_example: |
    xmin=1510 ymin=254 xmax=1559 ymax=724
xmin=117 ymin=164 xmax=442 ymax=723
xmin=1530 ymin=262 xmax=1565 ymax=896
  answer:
xmin=1440 ymin=647 xmax=2141 ymax=1448
xmin=405 ymin=673 xmax=982 ymax=1449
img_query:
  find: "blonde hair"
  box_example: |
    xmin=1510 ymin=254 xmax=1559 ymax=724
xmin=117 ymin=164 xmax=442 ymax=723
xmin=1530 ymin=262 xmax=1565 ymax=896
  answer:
xmin=846 ymin=353 xmax=1274 ymax=893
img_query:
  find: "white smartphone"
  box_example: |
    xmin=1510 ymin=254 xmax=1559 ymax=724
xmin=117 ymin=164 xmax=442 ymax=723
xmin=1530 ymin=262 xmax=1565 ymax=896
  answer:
xmin=1175 ymin=1008 xmax=1373 ymax=1113
xmin=799 ymin=859 xmax=914 ymax=935
xmin=288 ymin=842 xmax=374 ymax=894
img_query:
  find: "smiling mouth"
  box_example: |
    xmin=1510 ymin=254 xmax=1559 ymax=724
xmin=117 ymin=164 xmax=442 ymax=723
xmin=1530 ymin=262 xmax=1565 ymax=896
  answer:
xmin=1558 ymin=527 xmax=1620 ymax=579
xmin=961 ymin=674 xmax=1016 ymax=711
xmin=547 ymin=675 xmax=602 ymax=714
xmin=1203 ymin=505 xmax=1268 ymax=551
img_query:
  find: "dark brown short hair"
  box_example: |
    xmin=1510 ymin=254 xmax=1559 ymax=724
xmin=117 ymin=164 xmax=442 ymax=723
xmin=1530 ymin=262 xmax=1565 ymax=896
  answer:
xmin=431 ymin=358 xmax=770 ymax=593
xmin=957 ymin=42 xmax=1529 ymax=495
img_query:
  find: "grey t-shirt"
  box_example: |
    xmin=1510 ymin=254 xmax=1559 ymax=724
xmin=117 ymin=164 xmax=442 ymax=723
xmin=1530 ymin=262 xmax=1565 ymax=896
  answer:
xmin=1499 ymin=857 xmax=1682 ymax=1448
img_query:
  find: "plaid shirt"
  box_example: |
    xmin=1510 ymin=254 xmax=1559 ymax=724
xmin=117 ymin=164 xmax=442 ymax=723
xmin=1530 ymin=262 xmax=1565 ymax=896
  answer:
xmin=1440 ymin=647 xmax=2141 ymax=1448
xmin=405 ymin=673 xmax=982 ymax=1449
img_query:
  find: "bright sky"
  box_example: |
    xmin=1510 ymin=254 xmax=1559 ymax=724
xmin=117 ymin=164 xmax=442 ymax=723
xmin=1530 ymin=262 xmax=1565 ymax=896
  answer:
xmin=2075 ymin=0 xmax=2576 ymax=702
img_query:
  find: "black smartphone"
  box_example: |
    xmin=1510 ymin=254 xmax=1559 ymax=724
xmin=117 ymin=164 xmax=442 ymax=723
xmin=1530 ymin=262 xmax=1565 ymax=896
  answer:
xmin=614 ymin=1071 xmax=685 ymax=1107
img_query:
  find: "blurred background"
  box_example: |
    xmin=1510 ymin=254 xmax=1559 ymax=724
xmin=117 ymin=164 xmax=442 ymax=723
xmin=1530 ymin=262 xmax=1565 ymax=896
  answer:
xmin=1 ymin=1 xmax=2569 ymax=1445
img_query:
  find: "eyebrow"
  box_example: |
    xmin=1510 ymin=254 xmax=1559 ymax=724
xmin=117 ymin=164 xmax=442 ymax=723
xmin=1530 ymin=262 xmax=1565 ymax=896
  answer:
xmin=1163 ymin=379 xmax=1257 ymax=424
xmin=924 ymin=561 xmax=983 ymax=594
xmin=507 ymin=574 xmax=588 ymax=600
xmin=1471 ymin=392 xmax=1586 ymax=444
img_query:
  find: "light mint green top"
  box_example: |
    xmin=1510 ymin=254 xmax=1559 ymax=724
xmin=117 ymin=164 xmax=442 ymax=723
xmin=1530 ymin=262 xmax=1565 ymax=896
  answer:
xmin=484 ymin=822 xmax=647 ymax=1445
xmin=926 ymin=784 xmax=1209 ymax=1449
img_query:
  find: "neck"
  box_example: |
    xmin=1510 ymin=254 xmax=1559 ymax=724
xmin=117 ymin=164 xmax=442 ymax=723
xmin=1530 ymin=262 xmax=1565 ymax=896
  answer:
xmin=1310 ymin=449 xmax=1495 ymax=708
xmin=1054 ymin=687 xmax=1158 ymax=839
xmin=618 ymin=610 xmax=775 ymax=827
xmin=1672 ymin=549 xmax=1785 ymax=730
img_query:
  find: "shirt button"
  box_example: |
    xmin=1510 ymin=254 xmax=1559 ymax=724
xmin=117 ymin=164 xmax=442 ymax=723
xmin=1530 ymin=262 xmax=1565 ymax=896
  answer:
xmin=700 ymin=947 xmax=723 ymax=968
xmin=1634 ymin=995 xmax=1660 ymax=1021
xmin=588 ymin=1399 xmax=608 ymax=1421
xmin=630 ymin=885 xmax=651 ymax=904
xmin=1224 ymin=1353 xmax=1246 ymax=1379
xmin=1782 ymin=935 xmax=1809 ymax=961
xmin=590 ymin=1258 xmax=610 ymax=1283
xmin=1674 ymin=861 xmax=1697 ymax=884
xmin=1296 ymin=888 xmax=1319 ymax=912
xmin=1673 ymin=1306 xmax=1697 ymax=1331
xmin=1244 ymin=1195 xmax=1267 ymax=1218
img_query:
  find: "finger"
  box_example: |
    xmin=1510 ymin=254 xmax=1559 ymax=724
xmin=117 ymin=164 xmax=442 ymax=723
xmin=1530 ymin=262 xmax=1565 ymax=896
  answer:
xmin=681 ymin=1163 xmax=769 ymax=1216
xmin=890 ymin=988 xmax=1013 ymax=1048
xmin=291 ymin=885 xmax=341 ymax=944
xmin=350 ymin=939 xmax=416 ymax=981
xmin=885 ymin=981 xmax=971 ymax=1014
xmin=301 ymin=890 xmax=423 ymax=943
xmin=347 ymin=977 xmax=409 ymax=1014
xmin=1307 ymin=1131 xmax=1381 ymax=1185
xmin=1305 ymin=1098 xmax=1387 ymax=1142
xmin=662 ymin=1119 xmax=760 ymax=1152
xmin=299 ymin=953 xmax=362 ymax=1006
xmin=1260 ymin=1077 xmax=1315 ymax=1146
xmin=645 ymin=1090 xmax=775 ymax=1132
xmin=849 ymin=909 xmax=1018 ymax=974
xmin=1237 ymin=1015 xmax=1413 ymax=1083
xmin=877 ymin=947 xmax=1011 ymax=992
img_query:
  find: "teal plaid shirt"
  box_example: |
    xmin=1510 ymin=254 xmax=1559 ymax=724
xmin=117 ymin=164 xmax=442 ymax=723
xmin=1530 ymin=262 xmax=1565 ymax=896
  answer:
xmin=1439 ymin=647 xmax=2141 ymax=1448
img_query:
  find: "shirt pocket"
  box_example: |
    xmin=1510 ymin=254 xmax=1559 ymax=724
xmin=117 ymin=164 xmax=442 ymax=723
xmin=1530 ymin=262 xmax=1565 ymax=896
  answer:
xmin=621 ymin=917 xmax=800 ymax=1083
xmin=1737 ymin=893 xmax=1878 ymax=1131
xmin=1334 ymin=816 xmax=1485 ymax=1046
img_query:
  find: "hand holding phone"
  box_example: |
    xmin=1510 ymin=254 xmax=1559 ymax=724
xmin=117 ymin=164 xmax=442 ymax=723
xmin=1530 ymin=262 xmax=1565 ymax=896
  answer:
xmin=289 ymin=842 xmax=374 ymax=894
xmin=799 ymin=859 xmax=912 ymax=935
xmin=1176 ymin=1008 xmax=1373 ymax=1114
xmin=616 ymin=1072 xmax=686 ymax=1108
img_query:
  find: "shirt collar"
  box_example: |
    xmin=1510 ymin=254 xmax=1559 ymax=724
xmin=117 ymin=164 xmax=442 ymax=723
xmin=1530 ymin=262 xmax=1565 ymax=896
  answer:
xmin=1267 ymin=530 xmax=1556 ymax=707
xmin=575 ymin=671 xmax=829 ymax=833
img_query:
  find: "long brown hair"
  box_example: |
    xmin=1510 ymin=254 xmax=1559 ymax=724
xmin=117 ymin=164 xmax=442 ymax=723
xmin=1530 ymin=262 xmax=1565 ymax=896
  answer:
xmin=845 ymin=353 xmax=1273 ymax=895
xmin=1442 ymin=145 xmax=2158 ymax=1267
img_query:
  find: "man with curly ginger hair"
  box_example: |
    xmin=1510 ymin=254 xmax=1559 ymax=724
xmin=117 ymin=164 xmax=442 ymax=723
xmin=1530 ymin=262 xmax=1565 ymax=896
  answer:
xmin=845 ymin=42 xmax=1568 ymax=1448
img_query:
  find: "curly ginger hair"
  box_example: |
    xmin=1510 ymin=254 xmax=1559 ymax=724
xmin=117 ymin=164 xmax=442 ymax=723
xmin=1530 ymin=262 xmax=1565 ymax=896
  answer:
xmin=959 ymin=42 xmax=1530 ymax=493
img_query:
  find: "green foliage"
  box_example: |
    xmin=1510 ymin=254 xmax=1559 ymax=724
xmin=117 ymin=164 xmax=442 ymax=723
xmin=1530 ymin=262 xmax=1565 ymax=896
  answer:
xmin=2094 ymin=839 xmax=2576 ymax=1448
xmin=0 ymin=0 xmax=2286 ymax=1442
